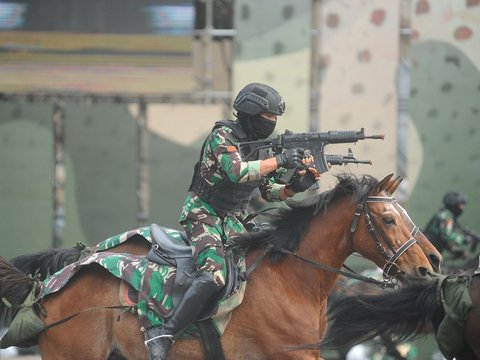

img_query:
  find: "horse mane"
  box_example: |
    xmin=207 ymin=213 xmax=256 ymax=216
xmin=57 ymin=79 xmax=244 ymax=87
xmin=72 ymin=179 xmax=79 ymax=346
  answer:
xmin=322 ymin=276 xmax=443 ymax=349
xmin=231 ymin=173 xmax=379 ymax=261
xmin=10 ymin=244 xmax=85 ymax=281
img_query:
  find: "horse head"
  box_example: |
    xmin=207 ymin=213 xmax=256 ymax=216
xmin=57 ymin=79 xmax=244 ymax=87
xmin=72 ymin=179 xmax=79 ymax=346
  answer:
xmin=385 ymin=176 xmax=442 ymax=273
xmin=350 ymin=174 xmax=442 ymax=280
xmin=235 ymin=173 xmax=440 ymax=284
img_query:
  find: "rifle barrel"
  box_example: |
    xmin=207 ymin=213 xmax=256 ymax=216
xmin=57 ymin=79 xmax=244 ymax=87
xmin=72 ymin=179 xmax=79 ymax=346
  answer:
xmin=365 ymin=134 xmax=384 ymax=140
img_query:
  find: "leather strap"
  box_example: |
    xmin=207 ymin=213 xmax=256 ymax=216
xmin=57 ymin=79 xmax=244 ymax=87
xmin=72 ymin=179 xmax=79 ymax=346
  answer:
xmin=198 ymin=319 xmax=226 ymax=360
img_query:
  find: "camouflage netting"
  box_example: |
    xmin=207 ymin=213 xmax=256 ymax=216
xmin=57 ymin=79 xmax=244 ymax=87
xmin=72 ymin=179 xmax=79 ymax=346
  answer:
xmin=41 ymin=251 xmax=177 ymax=328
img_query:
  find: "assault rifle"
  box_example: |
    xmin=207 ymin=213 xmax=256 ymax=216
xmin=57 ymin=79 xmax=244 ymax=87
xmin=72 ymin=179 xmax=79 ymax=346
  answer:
xmin=237 ymin=128 xmax=384 ymax=180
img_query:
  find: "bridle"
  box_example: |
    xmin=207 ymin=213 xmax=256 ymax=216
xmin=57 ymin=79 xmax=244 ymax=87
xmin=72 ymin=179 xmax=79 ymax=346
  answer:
xmin=350 ymin=195 xmax=421 ymax=281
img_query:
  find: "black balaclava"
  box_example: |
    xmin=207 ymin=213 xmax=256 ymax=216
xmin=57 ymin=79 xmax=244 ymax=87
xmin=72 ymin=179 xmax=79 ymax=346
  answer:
xmin=446 ymin=204 xmax=463 ymax=218
xmin=237 ymin=113 xmax=276 ymax=140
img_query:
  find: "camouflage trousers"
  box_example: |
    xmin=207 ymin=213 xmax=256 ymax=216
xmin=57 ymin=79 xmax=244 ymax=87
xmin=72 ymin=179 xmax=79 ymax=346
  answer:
xmin=180 ymin=211 xmax=246 ymax=289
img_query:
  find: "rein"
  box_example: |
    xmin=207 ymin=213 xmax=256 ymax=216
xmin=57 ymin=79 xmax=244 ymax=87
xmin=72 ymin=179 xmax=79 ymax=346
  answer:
xmin=277 ymin=248 xmax=394 ymax=288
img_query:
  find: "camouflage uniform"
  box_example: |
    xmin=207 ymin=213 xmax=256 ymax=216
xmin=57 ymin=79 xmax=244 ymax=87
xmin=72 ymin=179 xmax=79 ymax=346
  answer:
xmin=179 ymin=123 xmax=284 ymax=288
xmin=424 ymin=208 xmax=469 ymax=258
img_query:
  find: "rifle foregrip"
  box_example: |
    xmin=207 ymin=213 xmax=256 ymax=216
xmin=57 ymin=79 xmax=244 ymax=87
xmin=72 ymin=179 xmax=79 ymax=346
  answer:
xmin=327 ymin=131 xmax=360 ymax=142
xmin=324 ymin=155 xmax=343 ymax=165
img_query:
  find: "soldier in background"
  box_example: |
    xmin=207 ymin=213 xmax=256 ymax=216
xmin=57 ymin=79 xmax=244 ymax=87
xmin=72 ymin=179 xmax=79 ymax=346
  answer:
xmin=144 ymin=82 xmax=320 ymax=360
xmin=424 ymin=191 xmax=478 ymax=270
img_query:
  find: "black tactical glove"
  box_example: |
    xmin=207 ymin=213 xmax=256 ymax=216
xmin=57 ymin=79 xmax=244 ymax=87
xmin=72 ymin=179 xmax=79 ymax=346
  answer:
xmin=275 ymin=148 xmax=303 ymax=169
xmin=286 ymin=171 xmax=317 ymax=193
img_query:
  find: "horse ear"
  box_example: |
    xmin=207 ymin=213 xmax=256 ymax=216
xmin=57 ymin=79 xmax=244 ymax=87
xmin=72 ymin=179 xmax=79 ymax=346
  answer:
xmin=387 ymin=176 xmax=403 ymax=194
xmin=374 ymin=174 xmax=394 ymax=194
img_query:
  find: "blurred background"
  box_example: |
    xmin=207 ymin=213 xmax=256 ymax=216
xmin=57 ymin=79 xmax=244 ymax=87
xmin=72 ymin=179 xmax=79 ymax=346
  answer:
xmin=0 ymin=0 xmax=479 ymax=359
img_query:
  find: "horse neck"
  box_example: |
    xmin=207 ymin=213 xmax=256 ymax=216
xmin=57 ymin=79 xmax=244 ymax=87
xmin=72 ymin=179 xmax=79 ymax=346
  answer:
xmin=249 ymin=197 xmax=354 ymax=305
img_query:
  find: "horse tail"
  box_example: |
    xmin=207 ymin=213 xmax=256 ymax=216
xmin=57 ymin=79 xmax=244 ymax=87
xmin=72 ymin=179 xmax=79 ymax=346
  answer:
xmin=323 ymin=277 xmax=442 ymax=349
xmin=10 ymin=243 xmax=85 ymax=281
xmin=0 ymin=256 xmax=35 ymax=330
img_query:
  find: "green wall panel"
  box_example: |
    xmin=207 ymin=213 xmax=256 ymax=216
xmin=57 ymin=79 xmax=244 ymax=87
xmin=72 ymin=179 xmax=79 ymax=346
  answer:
xmin=408 ymin=41 xmax=480 ymax=232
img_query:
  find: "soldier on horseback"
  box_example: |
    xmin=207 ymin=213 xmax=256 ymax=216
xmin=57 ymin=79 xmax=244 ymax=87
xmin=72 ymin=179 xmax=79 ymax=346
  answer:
xmin=424 ymin=191 xmax=477 ymax=264
xmin=144 ymin=82 xmax=320 ymax=359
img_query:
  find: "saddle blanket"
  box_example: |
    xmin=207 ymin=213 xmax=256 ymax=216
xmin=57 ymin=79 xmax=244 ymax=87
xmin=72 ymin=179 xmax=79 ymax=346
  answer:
xmin=40 ymin=248 xmax=246 ymax=335
xmin=41 ymin=251 xmax=176 ymax=329
xmin=2 ymin=227 xmax=246 ymax=349
xmin=92 ymin=225 xmax=247 ymax=335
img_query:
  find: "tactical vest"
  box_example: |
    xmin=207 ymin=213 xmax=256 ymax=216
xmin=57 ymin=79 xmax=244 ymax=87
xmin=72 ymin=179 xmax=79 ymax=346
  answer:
xmin=188 ymin=120 xmax=263 ymax=214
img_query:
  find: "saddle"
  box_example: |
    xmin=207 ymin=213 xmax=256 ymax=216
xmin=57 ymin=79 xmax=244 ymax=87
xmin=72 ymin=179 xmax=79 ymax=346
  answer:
xmin=147 ymin=223 xmax=242 ymax=319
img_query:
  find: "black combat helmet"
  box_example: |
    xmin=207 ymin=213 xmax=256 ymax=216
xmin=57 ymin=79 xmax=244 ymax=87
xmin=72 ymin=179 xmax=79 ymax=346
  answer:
xmin=443 ymin=191 xmax=467 ymax=208
xmin=443 ymin=191 xmax=467 ymax=217
xmin=233 ymin=83 xmax=285 ymax=116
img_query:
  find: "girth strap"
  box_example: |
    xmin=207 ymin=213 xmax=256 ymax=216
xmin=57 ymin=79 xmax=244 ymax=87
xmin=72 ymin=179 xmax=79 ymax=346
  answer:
xmin=41 ymin=305 xmax=134 ymax=332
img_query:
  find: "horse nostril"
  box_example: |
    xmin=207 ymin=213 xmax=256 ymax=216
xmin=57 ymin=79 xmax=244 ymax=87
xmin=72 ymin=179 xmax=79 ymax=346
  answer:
xmin=428 ymin=254 xmax=441 ymax=272
xmin=418 ymin=266 xmax=429 ymax=277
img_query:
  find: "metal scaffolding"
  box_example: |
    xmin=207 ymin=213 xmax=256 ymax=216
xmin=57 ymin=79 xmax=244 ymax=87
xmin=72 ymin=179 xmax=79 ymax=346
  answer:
xmin=0 ymin=0 xmax=235 ymax=249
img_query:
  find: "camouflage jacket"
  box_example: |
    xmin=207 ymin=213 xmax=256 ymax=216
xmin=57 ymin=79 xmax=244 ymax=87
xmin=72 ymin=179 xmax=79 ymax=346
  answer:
xmin=180 ymin=123 xmax=284 ymax=222
xmin=424 ymin=208 xmax=468 ymax=254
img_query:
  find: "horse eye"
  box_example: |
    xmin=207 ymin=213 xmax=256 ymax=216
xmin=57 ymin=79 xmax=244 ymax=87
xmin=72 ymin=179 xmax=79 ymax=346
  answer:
xmin=383 ymin=217 xmax=396 ymax=225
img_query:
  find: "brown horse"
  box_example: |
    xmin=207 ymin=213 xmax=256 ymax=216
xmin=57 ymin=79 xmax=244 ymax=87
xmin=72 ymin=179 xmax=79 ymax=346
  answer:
xmin=2 ymin=174 xmax=441 ymax=360
xmin=324 ymin=271 xmax=480 ymax=360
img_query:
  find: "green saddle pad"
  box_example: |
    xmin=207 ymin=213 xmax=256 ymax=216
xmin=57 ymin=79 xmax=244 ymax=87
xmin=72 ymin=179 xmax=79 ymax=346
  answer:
xmin=2 ymin=244 xmax=246 ymax=348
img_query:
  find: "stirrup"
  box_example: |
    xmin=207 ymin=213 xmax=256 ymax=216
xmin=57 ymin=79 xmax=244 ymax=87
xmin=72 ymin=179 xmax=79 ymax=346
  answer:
xmin=144 ymin=334 xmax=174 ymax=346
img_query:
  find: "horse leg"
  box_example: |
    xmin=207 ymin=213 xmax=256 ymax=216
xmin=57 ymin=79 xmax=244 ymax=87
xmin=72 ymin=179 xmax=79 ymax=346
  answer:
xmin=38 ymin=267 xmax=120 ymax=360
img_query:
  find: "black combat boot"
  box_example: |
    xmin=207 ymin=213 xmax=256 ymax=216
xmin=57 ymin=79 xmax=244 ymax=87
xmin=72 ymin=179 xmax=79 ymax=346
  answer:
xmin=145 ymin=327 xmax=174 ymax=360
xmin=144 ymin=271 xmax=220 ymax=360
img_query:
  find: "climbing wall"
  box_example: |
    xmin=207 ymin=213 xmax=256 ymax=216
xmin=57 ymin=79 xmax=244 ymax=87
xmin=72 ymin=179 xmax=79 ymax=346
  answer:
xmin=316 ymin=1 xmax=400 ymax=186
xmin=407 ymin=0 xmax=480 ymax=231
xmin=233 ymin=0 xmax=311 ymax=132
